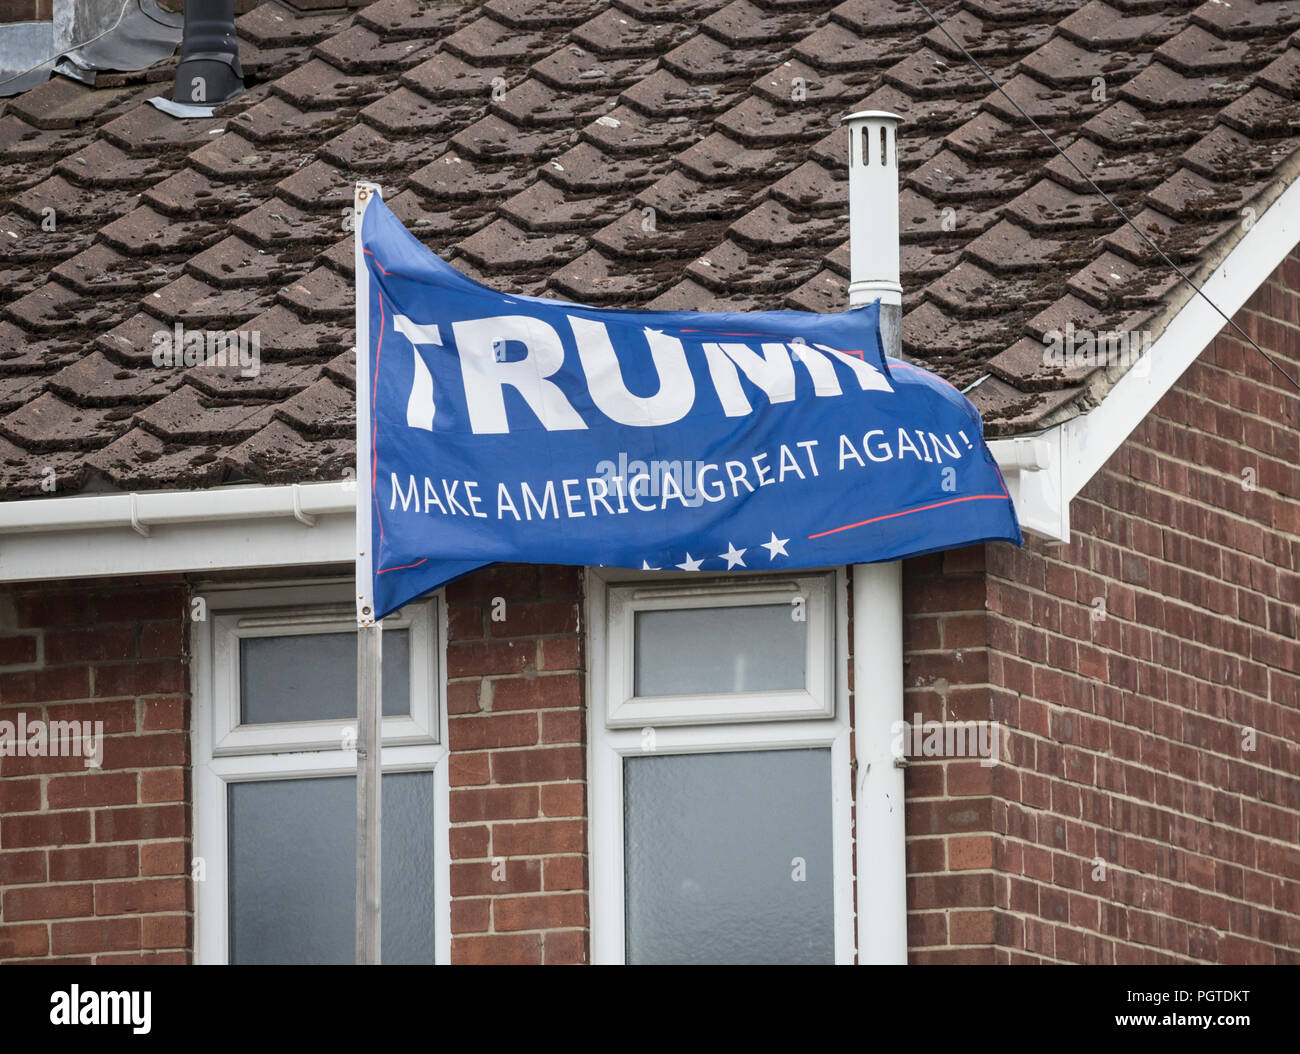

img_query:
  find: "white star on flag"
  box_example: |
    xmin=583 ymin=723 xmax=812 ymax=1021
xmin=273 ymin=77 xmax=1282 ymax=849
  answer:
xmin=641 ymin=560 xmax=660 ymax=570
xmin=761 ymin=531 xmax=789 ymax=560
xmin=719 ymin=542 xmax=747 ymax=568
xmin=675 ymin=553 xmax=704 ymax=571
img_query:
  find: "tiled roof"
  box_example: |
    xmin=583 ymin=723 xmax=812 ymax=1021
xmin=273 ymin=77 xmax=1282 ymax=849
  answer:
xmin=3 ymin=0 xmax=1300 ymax=498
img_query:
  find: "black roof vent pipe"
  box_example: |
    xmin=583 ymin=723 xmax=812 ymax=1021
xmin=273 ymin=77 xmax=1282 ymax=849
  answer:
xmin=148 ymin=0 xmax=243 ymax=118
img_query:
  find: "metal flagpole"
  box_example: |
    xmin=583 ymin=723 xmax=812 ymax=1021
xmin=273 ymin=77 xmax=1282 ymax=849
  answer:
xmin=356 ymin=622 xmax=382 ymax=963
xmin=354 ymin=181 xmax=382 ymax=964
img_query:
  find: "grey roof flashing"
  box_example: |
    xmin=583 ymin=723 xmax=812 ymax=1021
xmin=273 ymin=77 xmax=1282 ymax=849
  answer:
xmin=146 ymin=95 xmax=220 ymax=119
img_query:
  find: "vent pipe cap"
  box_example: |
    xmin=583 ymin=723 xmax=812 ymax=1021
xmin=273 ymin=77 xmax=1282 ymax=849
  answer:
xmin=842 ymin=110 xmax=902 ymax=309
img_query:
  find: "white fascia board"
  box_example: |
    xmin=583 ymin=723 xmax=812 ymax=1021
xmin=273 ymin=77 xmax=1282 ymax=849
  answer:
xmin=986 ymin=170 xmax=1300 ymax=539
xmin=1058 ymin=172 xmax=1300 ymax=503
xmin=0 ymin=481 xmax=356 ymax=583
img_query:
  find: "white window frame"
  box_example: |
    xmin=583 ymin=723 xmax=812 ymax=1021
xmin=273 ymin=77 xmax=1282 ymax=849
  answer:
xmin=588 ymin=566 xmax=855 ymax=965
xmin=604 ymin=574 xmax=834 ymax=727
xmin=210 ymin=597 xmax=438 ymax=755
xmin=193 ymin=579 xmax=450 ymax=965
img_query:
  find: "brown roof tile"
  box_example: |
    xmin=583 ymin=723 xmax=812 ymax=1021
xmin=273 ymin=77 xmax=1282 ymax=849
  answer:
xmin=6 ymin=78 xmax=139 ymax=132
xmin=97 ymin=313 xmax=176 ymax=366
xmin=457 ymin=217 xmax=587 ymax=271
xmin=1255 ymin=40 xmax=1300 ymax=99
xmin=185 ymin=360 xmax=325 ymax=407
xmin=1 ymin=392 xmax=121 ymax=451
xmin=355 ymin=0 xmax=463 ymax=39
xmin=312 ymin=24 xmax=433 ymax=73
xmin=1221 ymin=85 xmax=1300 ymax=136
xmin=143 ymin=274 xmax=270 ymax=326
xmin=1194 ymin=0 xmax=1300 ymax=40
xmin=572 ymin=7 xmax=690 ymax=58
xmin=85 ymin=426 xmax=231 ymax=491
xmin=0 ymin=375 xmax=46 ymax=417
xmin=239 ymin=0 xmax=351 ymax=46
xmin=1059 ymin=1 xmax=1187 ymax=50
xmin=1067 ymin=250 xmax=1181 ymax=310
xmin=101 ymin=205 xmax=224 ymax=256
xmin=223 ymin=416 xmax=354 ymax=483
xmin=1018 ymin=35 xmax=1146 ymax=89
xmin=581 ymin=103 xmax=702 ymax=155
xmin=1023 ymin=294 xmax=1154 ymax=347
xmin=100 ymin=102 xmax=223 ymax=154
xmin=187 ymin=235 xmax=307 ymax=289
xmin=443 ymin=15 xmax=559 ymax=66
xmin=499 ymin=179 xmax=624 ymax=232
xmin=730 ymin=199 xmax=843 ymax=251
xmin=550 ymin=248 xmax=673 ymax=304
xmin=967 ymin=373 xmax=1081 ymax=431
xmin=1119 ymin=61 xmax=1251 ymax=111
xmin=1146 ymin=165 xmax=1265 ymax=220
xmin=54 ymin=139 xmax=163 ymax=188
xmin=12 ymin=176 xmax=141 ymax=226
xmin=272 ymin=266 xmax=354 ymax=319
xmin=925 ymin=9 xmax=1054 ymax=60
xmin=547 ymin=140 xmax=671 ymax=191
xmin=135 ymin=385 xmax=278 ymax=443
xmin=0 ymin=0 xmax=1297 ymax=499
xmin=51 ymin=244 xmax=181 ymax=296
xmin=359 ymin=85 xmax=462 ymax=136
xmin=401 ymin=50 xmax=514 ymax=101
xmin=276 ymin=376 xmax=354 ymax=436
xmin=0 ymin=435 xmax=89 ymax=496
xmin=47 ymin=350 xmax=178 ymax=407
xmin=226 ymin=94 xmax=332 ymax=143
xmin=1100 ymin=207 xmax=1231 ymax=265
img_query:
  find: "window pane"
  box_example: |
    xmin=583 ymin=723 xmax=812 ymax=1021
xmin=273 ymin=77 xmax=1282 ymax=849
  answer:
xmin=240 ymin=629 xmax=409 ymax=724
xmin=228 ymin=771 xmax=435 ymax=964
xmin=623 ymin=748 xmax=833 ymax=964
xmin=633 ymin=605 xmax=804 ymax=696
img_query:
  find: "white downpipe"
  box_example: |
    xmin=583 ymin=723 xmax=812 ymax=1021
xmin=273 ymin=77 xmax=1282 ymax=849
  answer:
xmin=844 ymin=108 xmax=908 ymax=964
xmin=853 ymin=561 xmax=908 ymax=963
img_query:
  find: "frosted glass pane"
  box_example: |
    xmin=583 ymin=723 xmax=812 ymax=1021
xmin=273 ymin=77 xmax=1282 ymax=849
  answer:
xmin=633 ymin=605 xmax=804 ymax=696
xmin=240 ymin=629 xmax=409 ymax=723
xmin=228 ymin=771 xmax=435 ymax=964
xmin=624 ymin=749 xmax=833 ymax=964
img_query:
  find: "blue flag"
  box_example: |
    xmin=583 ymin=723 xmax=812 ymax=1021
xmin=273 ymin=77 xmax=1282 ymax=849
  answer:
xmin=355 ymin=191 xmax=1020 ymax=622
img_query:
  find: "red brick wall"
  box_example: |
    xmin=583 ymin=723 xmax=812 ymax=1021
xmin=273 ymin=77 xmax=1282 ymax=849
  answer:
xmin=902 ymin=251 xmax=1300 ymax=964
xmin=443 ymin=564 xmax=588 ymax=964
xmin=0 ymin=578 xmax=191 ymax=964
xmin=900 ymin=545 xmax=1002 ymax=963
xmin=1 ymin=566 xmax=588 ymax=965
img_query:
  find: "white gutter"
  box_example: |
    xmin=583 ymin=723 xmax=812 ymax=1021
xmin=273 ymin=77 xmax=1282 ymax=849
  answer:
xmin=0 ymin=480 xmax=353 ymax=534
xmin=0 ymin=481 xmax=356 ymax=582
